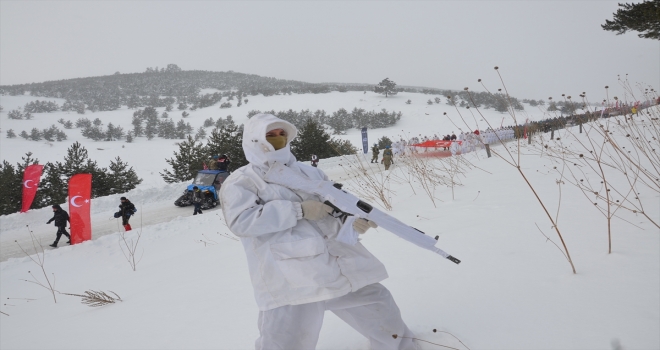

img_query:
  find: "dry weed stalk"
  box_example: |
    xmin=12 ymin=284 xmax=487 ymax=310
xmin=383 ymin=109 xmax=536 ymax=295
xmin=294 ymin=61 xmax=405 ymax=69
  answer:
xmin=118 ymin=206 xmax=144 ymax=271
xmin=63 ymin=290 xmax=122 ymax=307
xmin=392 ymin=328 xmax=471 ymax=350
xmin=529 ymin=85 xmax=659 ymax=253
xmin=15 ymin=225 xmax=58 ymax=303
xmin=445 ymin=68 xmax=577 ymax=273
xmin=394 ymin=153 xmax=442 ymax=207
xmin=336 ymin=153 xmax=394 ymax=210
xmin=393 ymin=152 xmax=474 ymax=204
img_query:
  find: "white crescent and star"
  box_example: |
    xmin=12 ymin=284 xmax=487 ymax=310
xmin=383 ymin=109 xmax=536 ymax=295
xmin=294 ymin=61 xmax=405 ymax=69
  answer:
xmin=23 ymin=180 xmax=33 ymax=188
xmin=70 ymin=195 xmax=84 ymax=207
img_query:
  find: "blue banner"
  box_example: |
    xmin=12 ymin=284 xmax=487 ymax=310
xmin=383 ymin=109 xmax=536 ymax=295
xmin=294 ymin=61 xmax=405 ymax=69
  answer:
xmin=361 ymin=127 xmax=368 ymax=154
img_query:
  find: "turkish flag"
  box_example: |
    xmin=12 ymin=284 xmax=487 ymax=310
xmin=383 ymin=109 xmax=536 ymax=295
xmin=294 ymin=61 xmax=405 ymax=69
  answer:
xmin=68 ymin=174 xmax=92 ymax=244
xmin=21 ymin=164 xmax=44 ymax=213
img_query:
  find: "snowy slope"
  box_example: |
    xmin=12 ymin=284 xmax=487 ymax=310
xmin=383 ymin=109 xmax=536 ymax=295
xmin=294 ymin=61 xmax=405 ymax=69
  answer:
xmin=0 ymin=93 xmax=658 ymax=350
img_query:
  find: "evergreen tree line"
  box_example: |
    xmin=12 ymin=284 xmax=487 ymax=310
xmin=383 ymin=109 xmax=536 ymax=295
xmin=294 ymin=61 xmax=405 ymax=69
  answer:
xmin=130 ymin=107 xmax=193 ymax=141
xmin=245 ymin=108 xmax=401 ymax=135
xmin=6 ymin=125 xmax=68 ymax=142
xmin=414 ymin=88 xmax=529 ymax=112
xmin=160 ymin=119 xmax=358 ymax=183
xmin=23 ymin=100 xmax=60 ymax=113
xmin=0 ymin=67 xmax=341 ymax=112
xmin=0 ymin=143 xmax=142 ymax=215
xmin=7 ymin=108 xmax=33 ymax=120
xmin=0 ymin=66 xmax=538 ymax=114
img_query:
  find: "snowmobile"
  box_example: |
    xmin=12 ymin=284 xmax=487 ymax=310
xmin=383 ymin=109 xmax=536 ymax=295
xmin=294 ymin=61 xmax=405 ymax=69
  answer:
xmin=174 ymin=170 xmax=230 ymax=209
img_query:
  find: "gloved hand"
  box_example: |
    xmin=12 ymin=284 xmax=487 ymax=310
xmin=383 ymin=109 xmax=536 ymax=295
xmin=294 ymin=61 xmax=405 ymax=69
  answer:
xmin=301 ymin=200 xmax=333 ymax=221
xmin=353 ymin=218 xmax=378 ymax=234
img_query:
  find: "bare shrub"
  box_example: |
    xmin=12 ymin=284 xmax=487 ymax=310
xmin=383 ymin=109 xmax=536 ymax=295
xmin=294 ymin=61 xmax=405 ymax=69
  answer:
xmin=15 ymin=225 xmax=58 ymax=303
xmin=64 ymin=290 xmax=122 ymax=307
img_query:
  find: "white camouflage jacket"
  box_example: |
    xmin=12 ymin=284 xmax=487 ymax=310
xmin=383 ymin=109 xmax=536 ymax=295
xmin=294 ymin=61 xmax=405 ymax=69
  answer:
xmin=220 ymin=114 xmax=388 ymax=311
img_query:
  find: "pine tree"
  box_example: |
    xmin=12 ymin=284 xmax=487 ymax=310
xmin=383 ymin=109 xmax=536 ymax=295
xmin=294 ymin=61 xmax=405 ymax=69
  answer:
xmin=327 ymin=108 xmax=352 ymax=134
xmin=29 ymin=128 xmax=42 ymax=141
xmin=107 ymin=157 xmax=142 ymax=194
xmin=289 ymin=119 xmax=336 ymax=161
xmin=144 ymin=113 xmax=160 ymax=140
xmin=8 ymin=109 xmax=23 ymax=120
xmin=0 ymin=161 xmax=22 ymax=215
xmin=195 ymin=126 xmax=207 ymax=140
xmin=158 ymin=118 xmax=176 ymax=139
xmin=602 ymin=1 xmax=660 ymax=40
xmin=60 ymin=142 xmax=110 ymax=197
xmin=56 ymin=130 xmax=67 ymax=142
xmin=38 ymin=161 xmax=66 ymax=207
xmin=131 ymin=115 xmax=144 ymax=137
xmin=377 ymin=136 xmax=393 ymax=149
xmin=17 ymin=153 xmax=45 ymax=211
xmin=205 ymin=123 xmax=246 ymax=172
xmin=328 ymin=138 xmax=358 ymax=156
xmin=175 ymin=120 xmax=192 ymax=139
xmin=374 ymin=78 xmax=398 ymax=97
xmin=6 ymin=129 xmax=16 ymax=138
xmin=160 ymin=135 xmax=209 ymax=183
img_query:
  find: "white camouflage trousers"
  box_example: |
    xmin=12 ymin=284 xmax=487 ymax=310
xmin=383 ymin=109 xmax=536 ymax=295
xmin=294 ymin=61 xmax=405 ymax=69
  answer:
xmin=255 ymin=283 xmax=419 ymax=350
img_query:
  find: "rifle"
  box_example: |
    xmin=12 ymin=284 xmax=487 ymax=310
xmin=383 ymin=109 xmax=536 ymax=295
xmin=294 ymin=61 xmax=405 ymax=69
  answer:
xmin=264 ymin=163 xmax=461 ymax=265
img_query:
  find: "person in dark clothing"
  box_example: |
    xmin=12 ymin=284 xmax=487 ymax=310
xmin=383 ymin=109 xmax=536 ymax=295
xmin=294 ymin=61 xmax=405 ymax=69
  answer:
xmin=47 ymin=204 xmax=70 ymax=247
xmin=311 ymin=154 xmax=319 ymax=167
xmin=216 ymin=154 xmax=231 ymax=172
xmin=192 ymin=186 xmax=203 ymax=215
xmin=450 ymin=132 xmax=457 ymax=141
xmin=118 ymin=197 xmax=136 ymax=231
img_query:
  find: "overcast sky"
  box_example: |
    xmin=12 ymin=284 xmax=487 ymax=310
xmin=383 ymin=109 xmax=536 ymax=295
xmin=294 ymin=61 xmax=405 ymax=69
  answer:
xmin=1 ymin=1 xmax=658 ymax=101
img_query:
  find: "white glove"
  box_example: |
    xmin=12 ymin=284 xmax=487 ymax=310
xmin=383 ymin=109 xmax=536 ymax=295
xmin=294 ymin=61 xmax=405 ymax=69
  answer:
xmin=352 ymin=218 xmax=378 ymax=234
xmin=300 ymin=201 xmax=333 ymax=221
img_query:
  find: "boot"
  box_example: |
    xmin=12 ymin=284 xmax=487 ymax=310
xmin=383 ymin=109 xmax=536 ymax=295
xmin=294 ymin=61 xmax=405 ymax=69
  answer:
xmin=49 ymin=242 xmax=57 ymax=248
xmin=124 ymin=224 xmax=132 ymax=231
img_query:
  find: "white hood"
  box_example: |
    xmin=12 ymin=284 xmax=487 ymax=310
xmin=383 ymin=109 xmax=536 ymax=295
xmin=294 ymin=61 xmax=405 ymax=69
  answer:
xmin=242 ymin=114 xmax=298 ymax=171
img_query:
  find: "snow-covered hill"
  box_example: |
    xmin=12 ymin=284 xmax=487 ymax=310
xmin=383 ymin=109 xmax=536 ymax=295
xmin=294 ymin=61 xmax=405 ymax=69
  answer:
xmin=0 ymin=92 xmax=658 ymax=349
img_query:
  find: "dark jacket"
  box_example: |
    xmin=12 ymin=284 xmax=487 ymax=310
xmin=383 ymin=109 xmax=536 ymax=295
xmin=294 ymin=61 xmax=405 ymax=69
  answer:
xmin=47 ymin=207 xmax=70 ymax=227
xmin=192 ymin=189 xmax=203 ymax=204
xmin=119 ymin=200 xmax=137 ymax=218
xmin=216 ymin=157 xmax=231 ymax=172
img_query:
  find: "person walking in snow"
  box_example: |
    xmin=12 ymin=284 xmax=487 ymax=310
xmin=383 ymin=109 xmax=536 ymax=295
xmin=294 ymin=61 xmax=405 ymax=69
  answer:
xmin=371 ymin=143 xmax=380 ymax=163
xmin=46 ymin=204 xmax=70 ymax=247
xmin=192 ymin=186 xmax=203 ymax=215
xmin=219 ymin=113 xmax=418 ymax=350
xmin=118 ymin=197 xmax=136 ymax=231
xmin=311 ymin=154 xmax=319 ymax=167
xmin=382 ymin=145 xmax=394 ymax=170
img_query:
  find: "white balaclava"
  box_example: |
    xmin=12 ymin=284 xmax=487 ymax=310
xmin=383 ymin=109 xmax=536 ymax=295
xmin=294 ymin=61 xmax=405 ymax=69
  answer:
xmin=242 ymin=114 xmax=298 ymax=171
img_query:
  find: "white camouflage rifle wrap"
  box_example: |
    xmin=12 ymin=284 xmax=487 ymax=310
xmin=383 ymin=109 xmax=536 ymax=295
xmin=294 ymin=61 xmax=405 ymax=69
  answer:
xmin=264 ymin=162 xmax=461 ymax=264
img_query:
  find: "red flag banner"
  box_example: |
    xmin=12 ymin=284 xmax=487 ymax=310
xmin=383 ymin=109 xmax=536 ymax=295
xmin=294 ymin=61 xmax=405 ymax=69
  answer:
xmin=68 ymin=174 xmax=92 ymax=244
xmin=411 ymin=140 xmax=459 ymax=148
xmin=21 ymin=164 xmax=44 ymax=213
